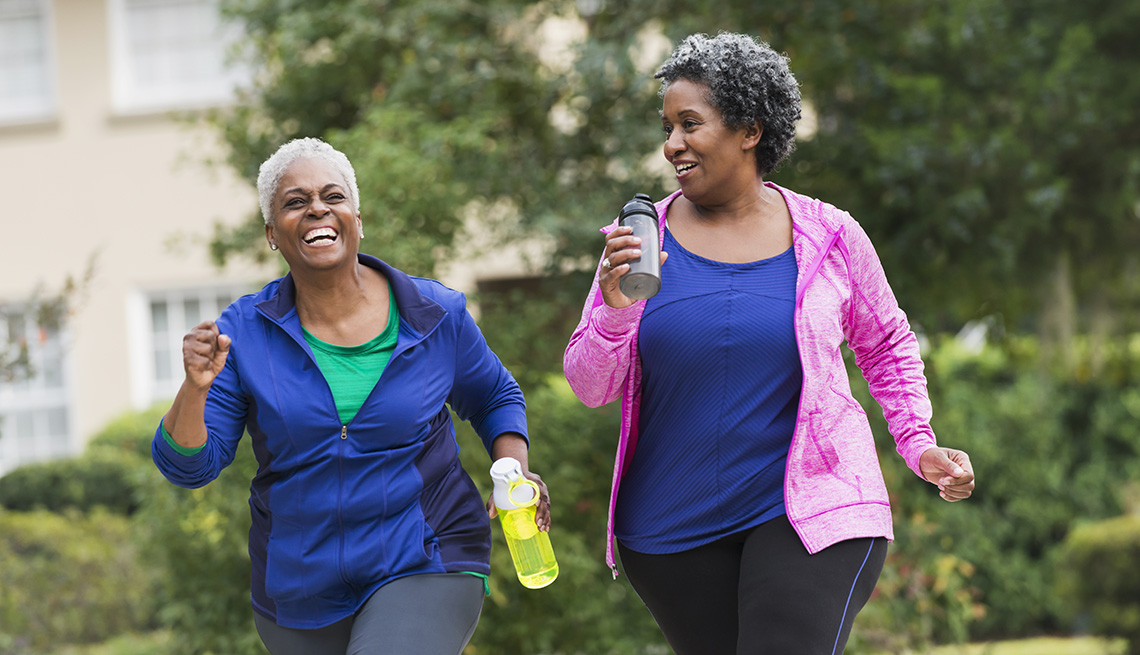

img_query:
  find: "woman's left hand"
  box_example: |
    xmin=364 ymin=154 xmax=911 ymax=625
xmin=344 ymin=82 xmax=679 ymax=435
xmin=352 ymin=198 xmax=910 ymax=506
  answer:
xmin=487 ymin=434 xmax=552 ymax=531
xmin=486 ymin=470 xmax=552 ymax=532
xmin=919 ymin=447 xmax=976 ymax=502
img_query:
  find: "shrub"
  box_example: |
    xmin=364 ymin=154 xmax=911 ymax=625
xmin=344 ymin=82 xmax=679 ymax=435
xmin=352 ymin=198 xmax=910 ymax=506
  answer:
xmin=0 ymin=509 xmax=155 ymax=652
xmin=0 ymin=404 xmax=165 ymax=515
xmin=133 ymin=431 xmax=267 ymax=655
xmin=86 ymin=403 xmax=167 ymax=462
xmin=851 ymin=336 xmax=1140 ymax=642
xmin=1058 ymin=514 xmax=1140 ymax=654
xmin=0 ymin=451 xmax=140 ymax=514
xmin=457 ymin=377 xmax=668 ymax=655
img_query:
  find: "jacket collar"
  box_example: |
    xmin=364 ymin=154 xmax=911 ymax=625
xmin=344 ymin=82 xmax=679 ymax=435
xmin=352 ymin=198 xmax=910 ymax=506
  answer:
xmin=254 ymin=253 xmax=446 ymax=338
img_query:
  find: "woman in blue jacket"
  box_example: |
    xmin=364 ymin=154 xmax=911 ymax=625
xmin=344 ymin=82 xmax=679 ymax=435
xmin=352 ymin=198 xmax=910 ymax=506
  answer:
xmin=152 ymin=137 xmax=548 ymax=655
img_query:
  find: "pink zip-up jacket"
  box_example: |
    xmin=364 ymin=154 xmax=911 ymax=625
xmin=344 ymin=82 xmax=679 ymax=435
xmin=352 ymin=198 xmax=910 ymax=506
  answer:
xmin=564 ymin=183 xmax=938 ymax=576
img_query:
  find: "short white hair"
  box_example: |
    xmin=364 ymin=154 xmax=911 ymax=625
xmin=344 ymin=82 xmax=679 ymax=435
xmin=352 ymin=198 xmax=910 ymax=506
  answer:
xmin=257 ymin=137 xmax=361 ymax=225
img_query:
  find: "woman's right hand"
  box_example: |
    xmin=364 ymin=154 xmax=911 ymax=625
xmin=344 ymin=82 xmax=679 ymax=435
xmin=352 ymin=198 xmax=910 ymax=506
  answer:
xmin=182 ymin=320 xmax=231 ymax=391
xmin=599 ymin=226 xmax=668 ymax=309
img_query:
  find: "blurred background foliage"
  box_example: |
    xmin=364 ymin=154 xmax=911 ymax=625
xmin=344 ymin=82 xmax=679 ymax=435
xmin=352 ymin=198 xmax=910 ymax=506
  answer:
xmin=4 ymin=0 xmax=1140 ymax=652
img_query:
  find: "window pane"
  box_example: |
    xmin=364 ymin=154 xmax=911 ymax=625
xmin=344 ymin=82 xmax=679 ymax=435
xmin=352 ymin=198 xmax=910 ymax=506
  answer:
xmin=183 ymin=298 xmax=201 ymax=330
xmin=40 ymin=347 xmax=63 ymax=387
xmin=153 ymin=346 xmax=172 ymax=382
xmin=0 ymin=1 xmax=52 ymax=121
xmin=46 ymin=406 xmax=67 ymax=435
xmin=150 ymin=300 xmax=168 ymax=332
xmin=13 ymin=409 xmax=33 ymax=439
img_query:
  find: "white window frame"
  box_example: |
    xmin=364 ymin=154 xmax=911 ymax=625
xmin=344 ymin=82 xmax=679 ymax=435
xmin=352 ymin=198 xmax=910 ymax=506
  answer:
xmin=107 ymin=0 xmax=247 ymax=114
xmin=0 ymin=0 xmax=58 ymax=125
xmin=0 ymin=305 xmax=75 ymax=476
xmin=127 ymin=284 xmax=248 ymax=409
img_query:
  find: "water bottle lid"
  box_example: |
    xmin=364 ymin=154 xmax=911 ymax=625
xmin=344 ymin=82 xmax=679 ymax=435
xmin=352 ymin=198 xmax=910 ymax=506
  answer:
xmin=621 ymin=193 xmax=657 ymax=221
xmin=491 ymin=457 xmax=537 ymax=510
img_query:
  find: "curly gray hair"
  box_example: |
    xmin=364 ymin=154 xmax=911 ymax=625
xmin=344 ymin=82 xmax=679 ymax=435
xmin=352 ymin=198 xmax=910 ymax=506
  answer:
xmin=257 ymin=137 xmax=360 ymax=225
xmin=655 ymin=32 xmax=801 ymax=176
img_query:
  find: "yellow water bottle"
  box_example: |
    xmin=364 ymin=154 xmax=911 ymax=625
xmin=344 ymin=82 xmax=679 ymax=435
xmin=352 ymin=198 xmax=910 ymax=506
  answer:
xmin=490 ymin=457 xmax=558 ymax=589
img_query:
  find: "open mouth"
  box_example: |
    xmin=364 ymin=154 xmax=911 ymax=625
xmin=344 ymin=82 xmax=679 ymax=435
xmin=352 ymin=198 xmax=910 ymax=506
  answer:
xmin=675 ymin=163 xmax=697 ymax=176
xmin=303 ymin=227 xmax=338 ymax=245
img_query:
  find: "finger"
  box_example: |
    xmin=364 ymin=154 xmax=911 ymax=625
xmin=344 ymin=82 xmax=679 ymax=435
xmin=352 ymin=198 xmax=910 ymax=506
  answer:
xmin=485 ymin=494 xmax=498 ymax=519
xmin=217 ymin=334 xmax=232 ymax=353
xmin=526 ymin=473 xmax=551 ymax=532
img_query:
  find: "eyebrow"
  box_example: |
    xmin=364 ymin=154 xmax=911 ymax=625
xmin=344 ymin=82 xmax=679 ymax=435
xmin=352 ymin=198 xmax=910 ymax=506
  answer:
xmin=280 ymin=183 xmax=345 ymax=198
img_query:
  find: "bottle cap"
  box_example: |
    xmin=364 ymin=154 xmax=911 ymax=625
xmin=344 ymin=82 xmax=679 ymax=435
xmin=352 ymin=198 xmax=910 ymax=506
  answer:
xmin=490 ymin=457 xmax=539 ymax=510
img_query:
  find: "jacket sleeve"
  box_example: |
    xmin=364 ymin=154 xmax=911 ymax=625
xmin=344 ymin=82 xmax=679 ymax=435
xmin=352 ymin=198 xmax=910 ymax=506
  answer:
xmin=446 ymin=294 xmax=529 ymax=454
xmin=563 ymin=223 xmax=642 ymax=408
xmin=151 ymin=312 xmax=250 ymax=489
xmin=840 ymin=216 xmax=937 ymax=478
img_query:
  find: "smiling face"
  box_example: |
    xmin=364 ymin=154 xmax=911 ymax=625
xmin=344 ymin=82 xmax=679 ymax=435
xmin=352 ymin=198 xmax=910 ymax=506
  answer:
xmin=661 ymin=78 xmax=761 ymax=205
xmin=266 ymin=157 xmax=363 ymax=272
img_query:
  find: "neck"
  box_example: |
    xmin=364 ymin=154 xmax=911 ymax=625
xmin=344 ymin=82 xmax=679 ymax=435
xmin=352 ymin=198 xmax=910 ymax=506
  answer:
xmin=693 ymin=179 xmax=776 ymax=225
xmin=292 ymin=260 xmax=376 ymax=326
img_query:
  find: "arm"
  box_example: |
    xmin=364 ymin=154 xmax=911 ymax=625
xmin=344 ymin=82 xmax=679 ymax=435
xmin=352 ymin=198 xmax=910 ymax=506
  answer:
xmin=841 ymin=218 xmax=974 ymax=500
xmin=152 ymin=319 xmax=249 ymax=489
xmin=443 ymin=298 xmax=551 ymax=528
xmin=563 ymin=224 xmax=648 ymax=407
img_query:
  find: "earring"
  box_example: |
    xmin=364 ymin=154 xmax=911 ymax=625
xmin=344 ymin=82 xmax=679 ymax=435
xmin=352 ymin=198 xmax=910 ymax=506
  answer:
xmin=270 ymin=243 xmax=278 ymax=251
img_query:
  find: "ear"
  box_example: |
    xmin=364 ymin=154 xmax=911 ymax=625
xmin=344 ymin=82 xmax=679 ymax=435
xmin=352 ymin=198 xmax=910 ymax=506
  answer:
xmin=741 ymin=119 xmax=763 ymax=151
xmin=356 ymin=212 xmax=364 ymax=239
xmin=265 ymin=223 xmax=277 ymax=250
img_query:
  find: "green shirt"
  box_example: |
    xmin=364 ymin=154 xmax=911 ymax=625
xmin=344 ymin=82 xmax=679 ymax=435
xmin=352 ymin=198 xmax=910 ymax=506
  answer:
xmin=302 ymin=288 xmax=400 ymax=425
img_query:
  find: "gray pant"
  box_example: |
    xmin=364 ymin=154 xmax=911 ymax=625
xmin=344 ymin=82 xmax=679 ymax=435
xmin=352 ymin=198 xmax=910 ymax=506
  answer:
xmin=253 ymin=573 xmax=485 ymax=655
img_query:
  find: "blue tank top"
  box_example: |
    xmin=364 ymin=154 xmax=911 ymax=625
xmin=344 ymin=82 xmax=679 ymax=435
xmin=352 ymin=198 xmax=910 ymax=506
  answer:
xmin=614 ymin=227 xmax=803 ymax=554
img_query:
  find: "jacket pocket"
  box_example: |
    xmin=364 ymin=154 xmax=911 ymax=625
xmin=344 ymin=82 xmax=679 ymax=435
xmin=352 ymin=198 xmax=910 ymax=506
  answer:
xmin=264 ymin=519 xmax=312 ymax=602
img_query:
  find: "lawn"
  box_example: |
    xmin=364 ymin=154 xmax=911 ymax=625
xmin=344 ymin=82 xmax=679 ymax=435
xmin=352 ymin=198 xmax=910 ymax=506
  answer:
xmin=927 ymin=636 xmax=1126 ymax=655
xmin=41 ymin=632 xmax=1127 ymax=655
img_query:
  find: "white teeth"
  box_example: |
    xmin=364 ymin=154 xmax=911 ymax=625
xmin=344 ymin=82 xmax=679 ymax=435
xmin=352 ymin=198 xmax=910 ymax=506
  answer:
xmin=303 ymin=227 xmax=338 ymax=244
xmin=676 ymin=163 xmax=696 ymax=174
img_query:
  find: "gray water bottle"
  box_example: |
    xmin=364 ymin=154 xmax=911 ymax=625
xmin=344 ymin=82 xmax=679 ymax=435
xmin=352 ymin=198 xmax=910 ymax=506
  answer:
xmin=618 ymin=193 xmax=661 ymax=300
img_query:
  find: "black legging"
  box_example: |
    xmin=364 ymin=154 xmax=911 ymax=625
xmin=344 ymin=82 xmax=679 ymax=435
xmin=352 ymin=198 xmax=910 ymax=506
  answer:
xmin=617 ymin=514 xmax=887 ymax=655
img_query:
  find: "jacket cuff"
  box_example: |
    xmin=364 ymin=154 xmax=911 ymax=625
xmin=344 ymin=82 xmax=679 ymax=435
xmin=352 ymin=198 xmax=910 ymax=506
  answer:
xmin=592 ymin=301 xmax=642 ymax=337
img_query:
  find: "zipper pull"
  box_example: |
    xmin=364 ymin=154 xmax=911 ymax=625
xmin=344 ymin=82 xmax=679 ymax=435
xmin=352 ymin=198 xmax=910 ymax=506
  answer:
xmin=341 ymin=425 xmax=347 ymax=440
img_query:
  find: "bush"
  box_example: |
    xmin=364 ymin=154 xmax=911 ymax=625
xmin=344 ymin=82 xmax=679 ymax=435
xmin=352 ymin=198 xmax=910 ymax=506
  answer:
xmin=457 ymin=377 xmax=668 ymax=655
xmin=850 ymin=336 xmax=1140 ymax=643
xmin=0 ymin=452 xmax=141 ymax=514
xmin=1058 ymin=515 xmax=1140 ymax=654
xmin=0 ymin=509 xmax=155 ymax=652
xmin=0 ymin=404 xmax=165 ymax=515
xmin=134 ymin=431 xmax=267 ymax=655
xmin=86 ymin=403 xmax=167 ymax=462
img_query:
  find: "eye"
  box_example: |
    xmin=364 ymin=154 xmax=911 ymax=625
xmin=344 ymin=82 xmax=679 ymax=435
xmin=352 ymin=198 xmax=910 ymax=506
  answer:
xmin=326 ymin=193 xmax=345 ymax=202
xmin=661 ymin=124 xmax=673 ymax=137
xmin=285 ymin=198 xmax=304 ymax=207
xmin=682 ymin=119 xmax=699 ymax=130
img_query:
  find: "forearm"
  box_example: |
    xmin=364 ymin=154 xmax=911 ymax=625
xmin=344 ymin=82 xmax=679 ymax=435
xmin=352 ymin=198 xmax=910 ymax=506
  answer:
xmin=491 ymin=432 xmax=529 ymax=470
xmin=161 ymin=380 xmax=212 ymax=449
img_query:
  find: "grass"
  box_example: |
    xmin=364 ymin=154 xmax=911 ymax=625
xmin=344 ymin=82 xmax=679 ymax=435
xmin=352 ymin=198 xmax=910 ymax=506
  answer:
xmin=46 ymin=631 xmax=171 ymax=655
xmin=40 ymin=632 xmax=1127 ymax=655
xmin=927 ymin=636 xmax=1127 ymax=655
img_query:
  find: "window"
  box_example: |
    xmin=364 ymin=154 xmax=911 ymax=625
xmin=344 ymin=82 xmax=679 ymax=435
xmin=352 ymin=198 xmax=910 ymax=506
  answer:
xmin=129 ymin=285 xmax=244 ymax=407
xmin=108 ymin=0 xmax=247 ymax=113
xmin=0 ymin=0 xmax=56 ymax=124
xmin=0 ymin=307 xmax=73 ymax=476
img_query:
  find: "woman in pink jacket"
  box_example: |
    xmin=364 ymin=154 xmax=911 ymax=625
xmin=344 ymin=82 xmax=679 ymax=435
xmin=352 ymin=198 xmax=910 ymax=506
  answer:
xmin=563 ymin=33 xmax=975 ymax=654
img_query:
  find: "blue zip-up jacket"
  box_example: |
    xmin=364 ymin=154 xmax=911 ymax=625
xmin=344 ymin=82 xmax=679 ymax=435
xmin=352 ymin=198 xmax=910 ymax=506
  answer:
xmin=152 ymin=254 xmax=528 ymax=628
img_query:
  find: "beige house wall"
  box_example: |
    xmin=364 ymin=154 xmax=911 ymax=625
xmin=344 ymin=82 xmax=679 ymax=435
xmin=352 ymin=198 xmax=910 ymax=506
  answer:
xmin=0 ymin=0 xmax=274 ymax=468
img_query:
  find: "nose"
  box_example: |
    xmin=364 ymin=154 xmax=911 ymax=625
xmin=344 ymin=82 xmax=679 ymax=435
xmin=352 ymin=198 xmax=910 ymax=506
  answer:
xmin=307 ymin=196 xmax=330 ymax=217
xmin=663 ymin=129 xmax=685 ymax=161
